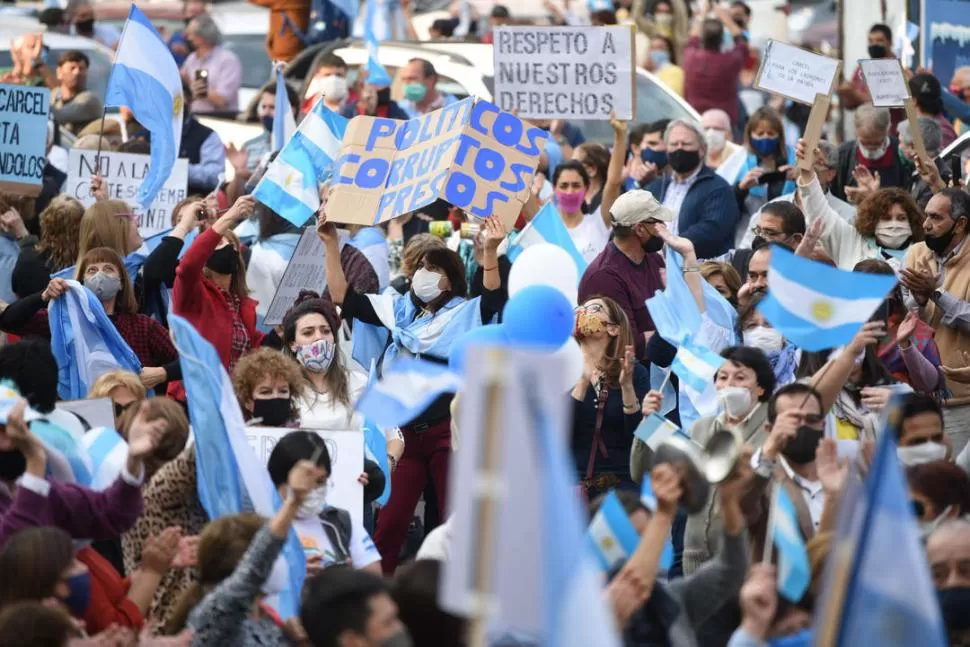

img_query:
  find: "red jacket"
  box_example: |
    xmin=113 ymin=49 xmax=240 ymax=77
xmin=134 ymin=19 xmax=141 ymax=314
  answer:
xmin=77 ymin=546 xmax=144 ymax=634
xmin=172 ymin=227 xmax=264 ymax=370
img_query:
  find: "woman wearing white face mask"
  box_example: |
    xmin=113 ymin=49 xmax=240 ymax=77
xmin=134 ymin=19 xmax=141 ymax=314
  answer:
xmin=319 ymin=212 xmax=508 ymax=574
xmin=268 ymin=431 xmax=382 ymax=575
xmin=795 ymin=138 xmax=925 ymax=270
xmin=907 ymin=462 xmax=969 ymax=539
xmin=738 ymin=292 xmax=799 ymax=388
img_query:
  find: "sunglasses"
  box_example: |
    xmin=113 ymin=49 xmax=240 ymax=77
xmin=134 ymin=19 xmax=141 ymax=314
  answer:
xmin=113 ymin=400 xmax=136 ymax=418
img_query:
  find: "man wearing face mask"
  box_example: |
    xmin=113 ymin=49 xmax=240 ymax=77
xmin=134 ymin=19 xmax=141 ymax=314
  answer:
xmin=66 ymin=0 xmax=120 ymax=48
xmin=927 ymin=520 xmax=970 ymax=646
xmin=838 ymin=23 xmax=904 ymax=133
xmin=702 ymin=109 xmax=745 ymax=180
xmin=897 ymin=393 xmax=952 ymax=467
xmin=303 ymin=54 xmax=352 ymax=114
xmin=233 ymin=80 xmax=300 ymax=176
xmin=578 ymin=190 xmax=671 ymax=363
xmin=397 ymin=58 xmax=456 ymax=119
xmin=625 ymin=120 xmax=670 ymax=192
xmin=902 ymin=188 xmax=970 ymax=462
xmin=830 ymin=104 xmax=908 ymax=202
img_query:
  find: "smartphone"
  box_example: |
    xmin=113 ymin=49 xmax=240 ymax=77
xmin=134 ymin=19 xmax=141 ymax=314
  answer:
xmin=195 ymin=69 xmax=208 ymax=81
xmin=950 ymin=156 xmax=962 ymax=187
xmin=757 ymin=170 xmax=787 ymax=185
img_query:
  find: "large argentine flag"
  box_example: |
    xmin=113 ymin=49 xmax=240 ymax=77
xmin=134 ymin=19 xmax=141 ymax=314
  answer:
xmin=271 ymin=66 xmax=297 ymax=152
xmin=586 ymin=490 xmax=639 ymax=573
xmin=362 ymin=0 xmax=392 ymax=86
xmin=253 ymin=99 xmax=348 ymax=227
xmin=355 ymin=359 xmax=462 ymax=428
xmin=169 ymin=314 xmax=305 ymax=619
xmin=105 ymin=5 xmax=183 ymax=210
xmin=758 ymin=246 xmax=897 ymax=352
xmin=508 ymin=202 xmax=588 ymax=280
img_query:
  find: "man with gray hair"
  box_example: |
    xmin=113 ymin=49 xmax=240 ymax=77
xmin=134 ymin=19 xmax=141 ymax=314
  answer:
xmin=899 ymin=116 xmax=946 ymax=208
xmin=652 ymin=118 xmax=739 ymax=258
xmin=180 ymin=13 xmax=242 ymax=114
xmin=832 ymin=103 xmax=908 ymax=201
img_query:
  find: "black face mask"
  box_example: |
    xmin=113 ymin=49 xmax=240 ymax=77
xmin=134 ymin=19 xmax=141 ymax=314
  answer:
xmin=752 ymin=235 xmax=766 ymax=250
xmin=867 ymin=44 xmax=888 ymax=58
xmin=939 ymin=587 xmax=970 ymax=632
xmin=206 ymin=245 xmax=238 ymax=275
xmin=252 ymin=398 xmax=292 ymax=427
xmin=668 ymin=149 xmax=701 ymax=174
xmin=642 ymin=235 xmax=665 ymax=253
xmin=925 ymin=219 xmax=964 ymax=255
xmin=0 ymin=450 xmax=26 ymax=482
xmin=75 ymin=18 xmax=95 ymax=34
xmin=781 ymin=426 xmax=824 ymax=464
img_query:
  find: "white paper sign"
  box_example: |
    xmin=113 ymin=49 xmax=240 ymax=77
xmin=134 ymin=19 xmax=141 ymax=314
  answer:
xmin=860 ymin=58 xmax=910 ymax=107
xmin=493 ymin=25 xmax=636 ymax=120
xmin=245 ymin=426 xmax=365 ymax=530
xmin=756 ymin=40 xmax=840 ymax=105
xmin=55 ymin=398 xmax=116 ymax=431
xmin=67 ymin=150 xmax=189 ymax=237
xmin=263 ymin=228 xmax=327 ymax=327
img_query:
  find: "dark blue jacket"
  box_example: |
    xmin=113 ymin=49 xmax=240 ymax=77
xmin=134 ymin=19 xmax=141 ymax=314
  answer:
xmin=654 ymin=166 xmax=740 ymax=259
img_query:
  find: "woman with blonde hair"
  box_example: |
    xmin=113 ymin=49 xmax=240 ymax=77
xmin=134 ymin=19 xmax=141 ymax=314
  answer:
xmin=78 ymin=200 xmax=144 ymax=262
xmin=12 ymin=195 xmax=85 ymax=298
xmin=89 ymin=369 xmax=148 ymax=427
xmin=700 ymin=260 xmax=743 ymax=306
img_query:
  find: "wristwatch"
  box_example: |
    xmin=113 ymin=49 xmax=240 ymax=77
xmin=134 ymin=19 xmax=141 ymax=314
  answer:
xmin=754 ymin=451 xmax=776 ymax=479
xmin=931 ymin=288 xmax=944 ymax=302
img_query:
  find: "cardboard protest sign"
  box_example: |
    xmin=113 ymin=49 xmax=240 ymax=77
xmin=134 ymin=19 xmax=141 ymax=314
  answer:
xmin=246 ymin=426 xmax=365 ymax=530
xmin=326 ymin=97 xmax=548 ymax=231
xmin=859 ymin=59 xmax=910 ymax=108
xmin=492 ymin=25 xmax=636 ymax=120
xmin=755 ymin=40 xmax=840 ymax=106
xmin=0 ymin=84 xmax=50 ymax=196
xmin=68 ymin=150 xmax=189 ymax=237
xmin=263 ymin=228 xmax=326 ymax=327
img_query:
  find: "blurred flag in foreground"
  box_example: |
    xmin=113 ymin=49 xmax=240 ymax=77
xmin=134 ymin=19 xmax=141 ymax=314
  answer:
xmin=355 ymin=359 xmax=462 ymax=428
xmin=770 ymin=486 xmax=810 ymax=603
xmin=272 ymin=65 xmax=297 ymax=152
xmin=587 ymin=490 xmax=639 ymax=573
xmin=508 ymin=202 xmax=588 ymax=280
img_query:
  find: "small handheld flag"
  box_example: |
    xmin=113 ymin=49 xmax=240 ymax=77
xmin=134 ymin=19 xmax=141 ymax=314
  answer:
xmin=587 ymin=490 xmax=640 ymax=573
xmin=272 ymin=64 xmax=297 ymax=152
xmin=670 ymin=340 xmax=725 ymax=395
xmin=769 ymin=486 xmax=810 ymax=603
xmin=355 ymin=359 xmax=462 ymax=428
xmin=508 ymin=203 xmax=588 ymax=280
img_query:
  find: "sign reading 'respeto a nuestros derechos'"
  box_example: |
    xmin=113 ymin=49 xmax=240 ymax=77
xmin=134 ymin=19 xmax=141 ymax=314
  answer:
xmin=67 ymin=149 xmax=188 ymax=237
xmin=327 ymin=97 xmax=547 ymax=231
xmin=0 ymin=83 xmax=50 ymax=196
xmin=492 ymin=25 xmax=636 ymax=120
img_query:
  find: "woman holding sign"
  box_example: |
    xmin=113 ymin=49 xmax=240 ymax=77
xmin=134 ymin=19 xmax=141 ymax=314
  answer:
xmin=318 ymin=211 xmax=508 ymax=574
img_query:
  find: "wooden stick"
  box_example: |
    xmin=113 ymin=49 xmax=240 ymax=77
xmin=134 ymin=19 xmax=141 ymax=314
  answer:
xmin=903 ymin=97 xmax=932 ymax=167
xmin=815 ymin=541 xmax=854 ymax=647
xmin=796 ymin=93 xmax=833 ymax=171
xmin=762 ymin=480 xmax=777 ymax=564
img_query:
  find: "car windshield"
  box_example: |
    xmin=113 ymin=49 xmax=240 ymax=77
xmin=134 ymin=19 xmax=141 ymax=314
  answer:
xmin=222 ymin=33 xmax=273 ymax=90
xmin=481 ymin=73 xmax=695 ymax=143
xmin=0 ymin=47 xmax=113 ymax=98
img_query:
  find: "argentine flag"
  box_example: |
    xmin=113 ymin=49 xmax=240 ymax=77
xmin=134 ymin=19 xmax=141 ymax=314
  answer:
xmin=169 ymin=314 xmax=306 ymax=619
xmin=355 ymin=359 xmax=462 ymax=428
xmin=508 ymin=203 xmax=588 ymax=281
xmin=362 ymin=0 xmax=392 ymax=87
xmin=670 ymin=340 xmax=724 ymax=395
xmin=640 ymin=476 xmax=674 ymax=570
xmin=272 ymin=65 xmax=297 ymax=152
xmin=253 ymin=99 xmax=348 ymax=227
xmin=588 ymin=0 xmax=615 ymax=10
xmin=105 ymin=4 xmax=183 ymax=210
xmin=758 ymin=246 xmax=897 ymax=352
xmin=634 ymin=412 xmax=690 ymax=452
xmin=770 ymin=486 xmax=810 ymax=602
xmin=587 ymin=490 xmax=640 ymax=573
xmin=361 ymin=361 xmax=392 ymax=506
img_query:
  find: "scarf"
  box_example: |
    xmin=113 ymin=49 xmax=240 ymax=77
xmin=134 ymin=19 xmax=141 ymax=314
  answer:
xmin=832 ymin=388 xmax=880 ymax=440
xmin=766 ymin=343 xmax=799 ymax=388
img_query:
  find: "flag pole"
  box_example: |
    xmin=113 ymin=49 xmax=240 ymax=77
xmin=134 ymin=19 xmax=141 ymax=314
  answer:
xmin=469 ymin=347 xmax=506 ymax=647
xmin=94 ymin=105 xmax=108 ymax=176
xmin=762 ymin=480 xmax=777 ymax=564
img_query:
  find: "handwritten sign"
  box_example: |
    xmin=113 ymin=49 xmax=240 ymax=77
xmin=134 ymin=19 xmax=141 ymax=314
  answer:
xmin=0 ymin=84 xmax=50 ymax=196
xmin=327 ymin=97 xmax=547 ymax=230
xmin=860 ymin=59 xmax=910 ymax=107
xmin=56 ymin=398 xmax=115 ymax=431
xmin=493 ymin=25 xmax=636 ymax=120
xmin=263 ymin=228 xmax=326 ymax=327
xmin=755 ymin=40 xmax=840 ymax=105
xmin=246 ymin=426 xmax=365 ymax=530
xmin=67 ymin=150 xmax=189 ymax=237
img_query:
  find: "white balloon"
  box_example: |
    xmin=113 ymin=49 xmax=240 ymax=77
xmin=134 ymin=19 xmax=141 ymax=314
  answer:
xmin=507 ymin=243 xmax=579 ymax=306
xmin=550 ymin=337 xmax=584 ymax=393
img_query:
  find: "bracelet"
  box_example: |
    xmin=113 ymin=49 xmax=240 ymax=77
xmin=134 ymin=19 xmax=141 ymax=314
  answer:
xmin=683 ymin=266 xmax=701 ymax=273
xmin=483 ymin=265 xmax=498 ymax=272
xmin=623 ymin=401 xmax=639 ymax=412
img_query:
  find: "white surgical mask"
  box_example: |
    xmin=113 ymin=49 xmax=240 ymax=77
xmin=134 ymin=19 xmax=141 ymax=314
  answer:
xmin=919 ymin=505 xmax=954 ymax=541
xmin=874 ymin=220 xmax=912 ymax=249
xmin=860 ymin=138 xmax=890 ymax=160
xmin=897 ymin=442 xmax=948 ymax=467
xmin=742 ymin=325 xmax=784 ymax=353
xmin=295 ymin=484 xmax=329 ymax=520
xmin=717 ymin=386 xmax=753 ymax=419
xmin=705 ymin=128 xmax=726 ymax=153
xmin=317 ymin=74 xmax=349 ymax=103
xmin=411 ymin=267 xmax=444 ymax=303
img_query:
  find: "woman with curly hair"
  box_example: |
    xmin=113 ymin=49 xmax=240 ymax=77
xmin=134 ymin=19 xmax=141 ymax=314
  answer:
xmin=10 ymin=195 xmax=82 ymax=299
xmin=796 ymin=142 xmax=925 ymax=270
xmin=232 ymin=347 xmax=304 ymax=427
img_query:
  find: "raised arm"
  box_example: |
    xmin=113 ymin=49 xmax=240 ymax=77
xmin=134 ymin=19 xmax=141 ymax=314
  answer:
xmin=317 ymin=213 xmax=347 ymax=305
xmin=810 ymin=321 xmax=886 ymax=412
xmin=599 ymin=116 xmax=628 ymax=229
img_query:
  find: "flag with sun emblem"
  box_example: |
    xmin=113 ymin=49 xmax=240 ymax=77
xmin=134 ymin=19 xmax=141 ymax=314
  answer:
xmin=586 ymin=490 xmax=640 ymax=573
xmin=756 ymin=246 xmax=898 ymax=351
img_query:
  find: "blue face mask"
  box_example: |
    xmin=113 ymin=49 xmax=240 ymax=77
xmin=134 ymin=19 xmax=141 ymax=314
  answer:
xmin=260 ymin=114 xmax=274 ymax=132
xmin=751 ymin=136 xmax=780 ymax=157
xmin=650 ymin=50 xmax=670 ymax=69
xmin=64 ymin=571 xmax=91 ymax=617
xmin=641 ymin=147 xmax=668 ymax=168
xmin=768 ymin=629 xmax=813 ymax=647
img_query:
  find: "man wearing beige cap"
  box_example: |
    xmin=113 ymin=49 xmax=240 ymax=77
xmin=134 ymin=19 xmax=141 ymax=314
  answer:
xmin=578 ymin=190 xmax=672 ymax=361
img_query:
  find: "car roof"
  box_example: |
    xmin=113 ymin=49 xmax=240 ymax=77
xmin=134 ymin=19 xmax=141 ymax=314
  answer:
xmin=0 ymin=21 xmax=109 ymax=52
xmin=94 ymin=2 xmax=184 ymax=21
xmin=209 ymin=2 xmax=269 ymax=35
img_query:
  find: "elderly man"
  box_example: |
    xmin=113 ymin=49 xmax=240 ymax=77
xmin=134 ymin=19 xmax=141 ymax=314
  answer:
xmin=927 ymin=521 xmax=970 ymax=645
xmin=902 ymin=188 xmax=970 ymax=457
xmin=831 ymin=103 xmax=908 ymax=202
xmin=899 ymin=116 xmax=945 ymax=208
xmin=701 ymin=109 xmax=744 ymax=181
xmin=180 ymin=13 xmax=242 ymax=114
xmin=50 ymin=50 xmax=103 ymax=134
xmin=653 ymin=119 xmax=739 ymax=258
xmin=397 ymin=58 xmax=456 ymax=118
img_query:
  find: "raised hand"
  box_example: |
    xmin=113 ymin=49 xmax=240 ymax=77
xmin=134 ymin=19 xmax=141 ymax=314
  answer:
xmin=739 ymin=564 xmax=779 ymax=640
xmin=815 ymin=437 xmax=847 ymax=494
xmin=482 ymin=216 xmax=507 ymax=252
xmin=618 ymin=345 xmax=636 ymax=388
xmin=126 ymin=401 xmax=166 ymax=460
xmin=286 ymin=459 xmax=327 ymax=505
xmin=140 ymin=526 xmax=182 ymax=574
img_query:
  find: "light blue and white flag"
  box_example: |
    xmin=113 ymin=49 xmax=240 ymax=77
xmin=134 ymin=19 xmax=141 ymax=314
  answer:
xmin=272 ymin=65 xmax=297 ymax=152
xmin=169 ymin=314 xmax=305 ymax=619
xmin=80 ymin=427 xmax=129 ymax=490
xmin=588 ymin=0 xmax=615 ymax=11
xmin=508 ymin=203 xmax=588 ymax=281
xmin=355 ymin=358 xmax=462 ymax=428
xmin=362 ymin=0 xmax=393 ymax=87
xmin=670 ymin=340 xmax=724 ymax=395
xmin=771 ymin=486 xmax=810 ymax=602
xmin=349 ymin=227 xmax=390 ymax=291
xmin=818 ymin=397 xmax=947 ymax=647
xmin=246 ymin=232 xmax=302 ymax=332
xmin=105 ymin=4 xmax=183 ymax=210
xmin=330 ymin=0 xmax=359 ymax=22
xmin=253 ymin=99 xmax=348 ymax=227
xmin=49 ymin=282 xmax=142 ymax=400
xmin=361 ymin=361 xmax=392 ymax=506
xmin=587 ymin=490 xmax=640 ymax=573
xmin=640 ymin=475 xmax=674 ymax=571
xmin=634 ymin=412 xmax=692 ymax=451
xmin=758 ymin=246 xmax=897 ymax=352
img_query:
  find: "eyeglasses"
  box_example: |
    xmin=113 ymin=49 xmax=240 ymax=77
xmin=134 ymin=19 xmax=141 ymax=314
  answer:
xmin=752 ymin=226 xmax=787 ymax=240
xmin=575 ymin=303 xmax=616 ymax=325
xmin=801 ymin=413 xmax=825 ymax=427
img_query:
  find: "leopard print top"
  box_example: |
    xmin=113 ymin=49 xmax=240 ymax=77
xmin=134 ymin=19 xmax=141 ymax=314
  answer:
xmin=122 ymin=447 xmax=209 ymax=626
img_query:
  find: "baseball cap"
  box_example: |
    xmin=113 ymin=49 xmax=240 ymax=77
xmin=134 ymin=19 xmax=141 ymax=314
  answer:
xmin=609 ymin=190 xmax=674 ymax=227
